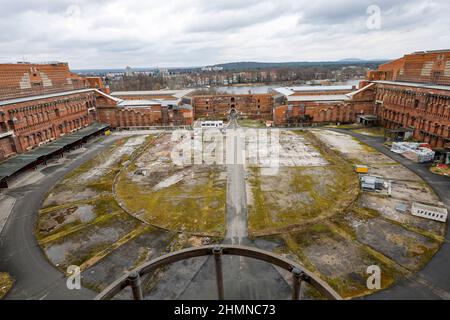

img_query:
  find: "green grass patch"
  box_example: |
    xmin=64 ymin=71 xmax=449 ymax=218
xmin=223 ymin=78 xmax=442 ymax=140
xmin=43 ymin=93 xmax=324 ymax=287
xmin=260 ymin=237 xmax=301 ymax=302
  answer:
xmin=248 ymin=131 xmax=359 ymax=235
xmin=37 ymin=195 xmax=123 ymax=241
xmin=284 ymin=223 xmax=399 ymax=298
xmin=238 ymin=119 xmax=266 ymax=128
xmin=116 ymin=167 xmax=226 ymax=236
xmin=0 ymin=273 xmax=13 ymax=299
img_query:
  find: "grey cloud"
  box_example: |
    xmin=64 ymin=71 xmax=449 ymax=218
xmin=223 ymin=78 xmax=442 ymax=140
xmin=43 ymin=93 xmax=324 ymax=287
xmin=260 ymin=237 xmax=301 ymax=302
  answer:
xmin=185 ymin=1 xmax=293 ymax=32
xmin=0 ymin=0 xmax=448 ymax=68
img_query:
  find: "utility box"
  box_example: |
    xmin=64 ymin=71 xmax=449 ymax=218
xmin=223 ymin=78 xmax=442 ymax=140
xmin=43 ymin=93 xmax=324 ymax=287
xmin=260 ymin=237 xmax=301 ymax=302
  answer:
xmin=360 ymin=175 xmax=384 ymax=191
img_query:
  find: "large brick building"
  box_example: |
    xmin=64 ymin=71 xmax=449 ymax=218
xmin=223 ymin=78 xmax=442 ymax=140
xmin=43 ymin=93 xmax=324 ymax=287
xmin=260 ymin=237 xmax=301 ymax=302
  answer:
xmin=0 ymin=64 xmax=195 ymax=160
xmin=0 ymin=62 xmax=87 ymax=100
xmin=96 ymin=89 xmax=194 ymax=128
xmin=368 ymin=50 xmax=450 ymax=148
xmin=272 ymin=85 xmax=375 ymax=125
xmin=1 ymin=49 xmax=449 ymax=162
xmin=191 ymin=94 xmax=274 ymax=120
xmin=0 ymin=62 xmax=97 ymax=160
xmin=272 ymin=50 xmax=450 ymax=148
xmin=95 ymin=95 xmax=193 ymax=128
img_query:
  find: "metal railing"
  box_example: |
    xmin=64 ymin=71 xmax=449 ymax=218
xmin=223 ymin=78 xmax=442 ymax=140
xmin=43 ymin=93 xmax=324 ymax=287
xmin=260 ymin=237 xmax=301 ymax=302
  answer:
xmin=95 ymin=245 xmax=342 ymax=300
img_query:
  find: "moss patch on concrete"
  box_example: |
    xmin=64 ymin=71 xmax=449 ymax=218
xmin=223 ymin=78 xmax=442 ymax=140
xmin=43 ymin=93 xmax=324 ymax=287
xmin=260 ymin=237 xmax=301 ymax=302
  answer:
xmin=0 ymin=273 xmax=13 ymax=299
xmin=43 ymin=136 xmax=152 ymax=208
xmin=37 ymin=135 xmax=158 ymax=274
xmin=42 ymin=211 xmax=142 ymax=271
xmin=247 ymin=131 xmax=359 ymax=235
xmin=238 ymin=119 xmax=266 ymax=128
xmin=116 ymin=166 xmax=226 ymax=236
xmin=264 ymin=222 xmax=399 ymax=298
xmin=114 ymin=134 xmax=227 ymax=236
xmin=37 ymin=195 xmax=124 ymax=242
xmin=249 ymin=130 xmax=442 ymax=299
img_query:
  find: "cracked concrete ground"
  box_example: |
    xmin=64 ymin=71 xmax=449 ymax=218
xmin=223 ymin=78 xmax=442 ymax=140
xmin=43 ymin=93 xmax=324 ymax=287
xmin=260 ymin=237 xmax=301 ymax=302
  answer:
xmin=10 ymin=126 xmax=446 ymax=300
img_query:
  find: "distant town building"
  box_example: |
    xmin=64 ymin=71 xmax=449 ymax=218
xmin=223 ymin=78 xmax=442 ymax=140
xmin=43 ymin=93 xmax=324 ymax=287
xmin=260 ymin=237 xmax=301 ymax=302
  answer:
xmin=125 ymin=66 xmax=133 ymax=76
xmin=201 ymin=66 xmax=224 ymax=72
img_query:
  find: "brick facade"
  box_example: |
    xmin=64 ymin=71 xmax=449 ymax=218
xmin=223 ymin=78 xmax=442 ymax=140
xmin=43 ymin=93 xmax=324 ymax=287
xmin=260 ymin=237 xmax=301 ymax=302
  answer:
xmin=273 ymin=84 xmax=375 ymax=125
xmin=86 ymin=77 xmax=110 ymax=94
xmin=374 ymin=83 xmax=450 ymax=147
xmin=368 ymin=50 xmax=450 ymax=86
xmin=0 ymin=62 xmax=95 ymax=160
xmin=192 ymin=94 xmax=273 ymax=120
xmin=1 ymin=50 xmax=449 ymax=160
xmin=0 ymin=90 xmax=96 ymax=155
xmin=367 ymin=50 xmax=450 ymax=148
xmin=95 ymin=92 xmax=193 ymax=128
xmin=0 ymin=62 xmax=87 ymax=101
xmin=0 ymin=134 xmax=15 ymax=159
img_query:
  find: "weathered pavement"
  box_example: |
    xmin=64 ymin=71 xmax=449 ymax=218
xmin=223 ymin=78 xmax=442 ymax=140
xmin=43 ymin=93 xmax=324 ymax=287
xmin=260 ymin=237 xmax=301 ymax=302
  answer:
xmin=179 ymin=120 xmax=291 ymax=300
xmin=2 ymin=126 xmax=449 ymax=300
xmin=225 ymin=118 xmax=248 ymax=245
xmin=331 ymin=129 xmax=450 ymax=300
xmin=0 ymin=136 xmax=122 ymax=300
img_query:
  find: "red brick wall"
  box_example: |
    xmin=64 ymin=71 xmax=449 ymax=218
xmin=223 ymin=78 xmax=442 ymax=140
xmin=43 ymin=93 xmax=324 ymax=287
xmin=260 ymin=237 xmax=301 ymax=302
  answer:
xmin=85 ymin=77 xmax=109 ymax=94
xmin=371 ymin=51 xmax=450 ymax=86
xmin=96 ymin=106 xmax=193 ymax=127
xmin=0 ymin=91 xmax=95 ymax=152
xmin=97 ymin=107 xmax=163 ymax=127
xmin=95 ymin=91 xmax=193 ymax=127
xmin=0 ymin=137 xmax=15 ymax=160
xmin=375 ymin=83 xmax=450 ymax=147
xmin=0 ymin=63 xmax=87 ymax=101
xmin=192 ymin=94 xmax=273 ymax=120
xmin=397 ymin=51 xmax=450 ymax=86
xmin=376 ymin=58 xmax=406 ymax=81
xmin=274 ymin=102 xmax=357 ymax=125
xmin=273 ymin=85 xmax=375 ymax=126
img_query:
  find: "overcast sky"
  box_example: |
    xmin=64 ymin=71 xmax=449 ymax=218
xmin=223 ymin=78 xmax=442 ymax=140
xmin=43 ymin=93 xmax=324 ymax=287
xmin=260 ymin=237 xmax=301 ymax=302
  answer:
xmin=0 ymin=0 xmax=449 ymax=69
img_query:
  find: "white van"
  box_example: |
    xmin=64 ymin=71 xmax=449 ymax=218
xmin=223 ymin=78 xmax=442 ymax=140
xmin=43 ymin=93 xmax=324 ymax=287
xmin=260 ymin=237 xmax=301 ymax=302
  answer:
xmin=201 ymin=121 xmax=224 ymax=129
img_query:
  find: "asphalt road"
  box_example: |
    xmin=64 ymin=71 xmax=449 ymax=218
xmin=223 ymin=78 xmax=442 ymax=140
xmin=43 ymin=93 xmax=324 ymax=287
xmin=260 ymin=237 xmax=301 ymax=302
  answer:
xmin=0 ymin=136 xmax=121 ymax=300
xmin=225 ymin=118 xmax=248 ymax=245
xmin=330 ymin=129 xmax=450 ymax=300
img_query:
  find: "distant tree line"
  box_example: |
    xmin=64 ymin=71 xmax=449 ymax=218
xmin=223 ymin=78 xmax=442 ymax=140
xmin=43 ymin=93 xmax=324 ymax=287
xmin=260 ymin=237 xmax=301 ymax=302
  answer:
xmin=109 ymin=64 xmax=379 ymax=91
xmin=108 ymin=74 xmax=167 ymax=91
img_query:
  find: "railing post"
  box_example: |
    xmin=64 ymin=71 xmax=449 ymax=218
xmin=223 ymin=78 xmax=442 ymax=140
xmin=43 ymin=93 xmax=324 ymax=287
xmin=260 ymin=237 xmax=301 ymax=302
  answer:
xmin=128 ymin=271 xmax=143 ymax=300
xmin=291 ymin=268 xmax=303 ymax=300
xmin=213 ymin=247 xmax=225 ymax=300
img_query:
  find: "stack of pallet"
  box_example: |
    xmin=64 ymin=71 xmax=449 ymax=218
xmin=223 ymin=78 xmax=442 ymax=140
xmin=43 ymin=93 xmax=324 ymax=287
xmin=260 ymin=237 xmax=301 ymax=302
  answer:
xmin=391 ymin=142 xmax=435 ymax=163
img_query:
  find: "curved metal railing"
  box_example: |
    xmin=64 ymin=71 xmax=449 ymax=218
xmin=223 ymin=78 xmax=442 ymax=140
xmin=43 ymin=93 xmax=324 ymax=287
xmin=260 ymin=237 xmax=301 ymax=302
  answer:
xmin=95 ymin=245 xmax=342 ymax=300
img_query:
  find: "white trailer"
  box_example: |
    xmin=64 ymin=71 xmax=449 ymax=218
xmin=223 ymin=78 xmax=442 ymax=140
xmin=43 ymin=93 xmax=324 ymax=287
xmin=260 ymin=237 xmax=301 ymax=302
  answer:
xmin=201 ymin=121 xmax=224 ymax=129
xmin=411 ymin=202 xmax=448 ymax=223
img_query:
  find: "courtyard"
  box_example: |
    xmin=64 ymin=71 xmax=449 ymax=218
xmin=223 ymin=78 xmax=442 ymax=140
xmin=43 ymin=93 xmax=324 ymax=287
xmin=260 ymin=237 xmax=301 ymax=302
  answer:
xmin=23 ymin=127 xmax=447 ymax=299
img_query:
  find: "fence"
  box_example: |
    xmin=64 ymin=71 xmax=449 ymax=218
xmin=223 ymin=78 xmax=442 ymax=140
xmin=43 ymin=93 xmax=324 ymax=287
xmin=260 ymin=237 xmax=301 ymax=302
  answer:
xmin=95 ymin=245 xmax=342 ymax=300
